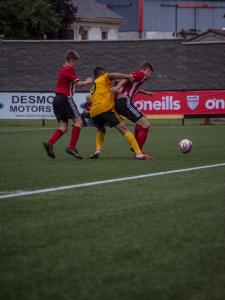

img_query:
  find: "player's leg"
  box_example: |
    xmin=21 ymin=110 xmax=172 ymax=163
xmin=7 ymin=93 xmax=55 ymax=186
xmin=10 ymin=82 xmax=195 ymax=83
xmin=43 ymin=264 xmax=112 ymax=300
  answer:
xmin=65 ymin=97 xmax=83 ymax=159
xmin=43 ymin=120 xmax=68 ymax=159
xmin=43 ymin=94 xmax=68 ymax=159
xmin=99 ymin=110 xmax=151 ymax=160
xmin=115 ymin=121 xmax=152 ymax=160
xmin=49 ymin=120 xmax=68 ymax=144
xmin=66 ymin=116 xmax=83 ymax=159
xmin=89 ymin=127 xmax=106 ymax=159
xmin=96 ymin=127 xmax=106 ymax=152
xmin=90 ymin=115 xmax=106 ymax=159
xmin=81 ymin=112 xmax=93 ymax=127
xmin=116 ymin=97 xmax=151 ymax=152
xmin=80 ymin=112 xmax=87 ymax=127
xmin=135 ymin=116 xmax=151 ymax=152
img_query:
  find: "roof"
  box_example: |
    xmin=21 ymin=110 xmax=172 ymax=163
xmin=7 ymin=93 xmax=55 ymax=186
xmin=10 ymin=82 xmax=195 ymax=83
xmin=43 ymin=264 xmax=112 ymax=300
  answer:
xmin=1 ymin=39 xmax=225 ymax=92
xmin=72 ymin=0 xmax=124 ymax=22
xmin=185 ymin=29 xmax=225 ymax=43
xmin=208 ymin=29 xmax=225 ymax=37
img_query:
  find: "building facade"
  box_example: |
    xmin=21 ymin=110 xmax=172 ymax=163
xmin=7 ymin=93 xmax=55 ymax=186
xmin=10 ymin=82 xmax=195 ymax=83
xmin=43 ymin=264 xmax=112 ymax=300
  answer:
xmin=96 ymin=0 xmax=225 ymax=39
xmin=71 ymin=0 xmax=124 ymax=40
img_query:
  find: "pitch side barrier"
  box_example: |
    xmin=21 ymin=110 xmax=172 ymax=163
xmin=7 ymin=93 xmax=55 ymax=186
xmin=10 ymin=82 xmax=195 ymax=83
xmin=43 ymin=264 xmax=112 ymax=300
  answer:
xmin=0 ymin=92 xmax=89 ymax=126
xmin=134 ymin=89 xmax=225 ymax=125
xmin=0 ymin=90 xmax=225 ymax=125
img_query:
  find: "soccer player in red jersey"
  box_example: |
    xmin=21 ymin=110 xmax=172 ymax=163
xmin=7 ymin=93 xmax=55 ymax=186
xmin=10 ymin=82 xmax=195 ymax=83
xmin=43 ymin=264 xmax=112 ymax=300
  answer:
xmin=43 ymin=50 xmax=92 ymax=159
xmin=114 ymin=62 xmax=154 ymax=154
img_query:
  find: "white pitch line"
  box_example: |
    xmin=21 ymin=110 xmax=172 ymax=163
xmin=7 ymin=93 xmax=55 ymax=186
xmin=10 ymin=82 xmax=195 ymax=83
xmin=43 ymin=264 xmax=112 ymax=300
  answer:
xmin=0 ymin=191 xmax=24 ymax=195
xmin=0 ymin=162 xmax=225 ymax=200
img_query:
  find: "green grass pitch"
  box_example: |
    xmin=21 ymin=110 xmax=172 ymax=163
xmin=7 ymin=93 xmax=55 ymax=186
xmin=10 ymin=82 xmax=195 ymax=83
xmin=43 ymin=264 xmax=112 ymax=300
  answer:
xmin=0 ymin=121 xmax=225 ymax=300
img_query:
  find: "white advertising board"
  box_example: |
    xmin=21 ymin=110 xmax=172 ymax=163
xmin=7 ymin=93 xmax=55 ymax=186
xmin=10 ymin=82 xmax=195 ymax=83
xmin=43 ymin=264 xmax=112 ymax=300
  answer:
xmin=0 ymin=92 xmax=88 ymax=119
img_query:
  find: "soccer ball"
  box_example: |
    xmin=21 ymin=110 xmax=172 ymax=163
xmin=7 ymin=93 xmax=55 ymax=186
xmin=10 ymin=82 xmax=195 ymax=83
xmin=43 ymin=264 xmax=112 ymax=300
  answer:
xmin=179 ymin=139 xmax=192 ymax=154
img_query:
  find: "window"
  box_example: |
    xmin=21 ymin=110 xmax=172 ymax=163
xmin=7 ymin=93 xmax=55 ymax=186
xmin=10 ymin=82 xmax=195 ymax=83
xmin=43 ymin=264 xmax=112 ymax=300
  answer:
xmin=81 ymin=30 xmax=88 ymax=40
xmin=79 ymin=27 xmax=88 ymax=40
xmin=102 ymin=31 xmax=108 ymax=40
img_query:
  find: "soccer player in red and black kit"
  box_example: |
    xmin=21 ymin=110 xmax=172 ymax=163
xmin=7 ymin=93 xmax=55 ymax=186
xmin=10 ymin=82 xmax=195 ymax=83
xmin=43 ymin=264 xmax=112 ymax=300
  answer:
xmin=43 ymin=50 xmax=92 ymax=159
xmin=114 ymin=62 xmax=154 ymax=154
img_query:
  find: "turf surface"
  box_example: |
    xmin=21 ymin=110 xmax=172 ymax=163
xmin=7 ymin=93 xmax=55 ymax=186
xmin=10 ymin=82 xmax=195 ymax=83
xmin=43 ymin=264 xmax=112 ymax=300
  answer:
xmin=0 ymin=122 xmax=225 ymax=300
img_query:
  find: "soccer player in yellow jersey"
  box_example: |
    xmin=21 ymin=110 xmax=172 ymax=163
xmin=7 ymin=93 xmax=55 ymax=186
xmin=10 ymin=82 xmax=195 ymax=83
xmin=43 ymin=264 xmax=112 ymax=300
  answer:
xmin=89 ymin=66 xmax=151 ymax=160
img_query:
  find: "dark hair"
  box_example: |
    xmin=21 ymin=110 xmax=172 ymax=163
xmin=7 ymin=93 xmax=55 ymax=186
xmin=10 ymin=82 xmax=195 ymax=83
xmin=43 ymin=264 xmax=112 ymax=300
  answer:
xmin=65 ymin=50 xmax=80 ymax=62
xmin=93 ymin=66 xmax=105 ymax=78
xmin=140 ymin=61 xmax=154 ymax=72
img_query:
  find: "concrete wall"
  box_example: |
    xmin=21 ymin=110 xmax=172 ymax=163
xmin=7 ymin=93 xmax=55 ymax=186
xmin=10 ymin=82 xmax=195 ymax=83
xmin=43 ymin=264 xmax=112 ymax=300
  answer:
xmin=1 ymin=39 xmax=225 ymax=92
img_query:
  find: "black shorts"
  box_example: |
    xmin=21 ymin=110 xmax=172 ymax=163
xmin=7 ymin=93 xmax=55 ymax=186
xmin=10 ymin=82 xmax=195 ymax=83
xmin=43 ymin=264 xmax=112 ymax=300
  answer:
xmin=53 ymin=94 xmax=80 ymax=122
xmin=92 ymin=110 xmax=121 ymax=129
xmin=115 ymin=97 xmax=143 ymax=123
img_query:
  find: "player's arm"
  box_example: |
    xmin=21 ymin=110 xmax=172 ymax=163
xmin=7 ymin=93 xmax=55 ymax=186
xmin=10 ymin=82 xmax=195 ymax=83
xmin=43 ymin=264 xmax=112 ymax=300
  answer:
xmin=111 ymin=78 xmax=128 ymax=94
xmin=139 ymin=89 xmax=154 ymax=96
xmin=108 ymin=73 xmax=134 ymax=81
xmin=66 ymin=68 xmax=93 ymax=88
xmin=108 ymin=72 xmax=134 ymax=94
xmin=75 ymin=77 xmax=93 ymax=87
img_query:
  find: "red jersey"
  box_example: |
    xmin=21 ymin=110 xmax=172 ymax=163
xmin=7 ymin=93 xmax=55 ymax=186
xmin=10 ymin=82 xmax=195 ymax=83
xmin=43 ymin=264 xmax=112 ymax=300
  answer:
xmin=119 ymin=70 xmax=147 ymax=100
xmin=55 ymin=65 xmax=79 ymax=97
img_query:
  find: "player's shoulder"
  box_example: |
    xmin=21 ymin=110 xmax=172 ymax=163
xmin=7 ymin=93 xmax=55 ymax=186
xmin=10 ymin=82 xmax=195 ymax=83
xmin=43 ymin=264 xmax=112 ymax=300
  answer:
xmin=132 ymin=69 xmax=143 ymax=74
xmin=132 ymin=69 xmax=145 ymax=81
xmin=103 ymin=73 xmax=112 ymax=84
xmin=96 ymin=73 xmax=110 ymax=82
xmin=61 ymin=65 xmax=76 ymax=73
xmin=102 ymin=73 xmax=110 ymax=80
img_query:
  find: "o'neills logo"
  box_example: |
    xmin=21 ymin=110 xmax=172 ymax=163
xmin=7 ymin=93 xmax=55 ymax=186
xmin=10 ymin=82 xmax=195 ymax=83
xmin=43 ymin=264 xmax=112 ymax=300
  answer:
xmin=186 ymin=95 xmax=199 ymax=110
xmin=205 ymin=98 xmax=225 ymax=110
xmin=134 ymin=96 xmax=181 ymax=111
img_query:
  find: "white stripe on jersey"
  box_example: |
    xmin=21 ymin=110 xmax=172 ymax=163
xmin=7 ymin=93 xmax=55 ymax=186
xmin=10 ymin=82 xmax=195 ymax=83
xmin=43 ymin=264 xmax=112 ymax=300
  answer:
xmin=129 ymin=81 xmax=140 ymax=99
xmin=120 ymin=77 xmax=146 ymax=100
xmin=70 ymin=82 xmax=73 ymax=97
xmin=69 ymin=79 xmax=79 ymax=97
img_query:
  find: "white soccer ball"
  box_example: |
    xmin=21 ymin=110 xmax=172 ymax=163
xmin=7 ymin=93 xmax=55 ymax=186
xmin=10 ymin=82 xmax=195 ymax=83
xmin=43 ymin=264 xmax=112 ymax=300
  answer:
xmin=179 ymin=139 xmax=193 ymax=154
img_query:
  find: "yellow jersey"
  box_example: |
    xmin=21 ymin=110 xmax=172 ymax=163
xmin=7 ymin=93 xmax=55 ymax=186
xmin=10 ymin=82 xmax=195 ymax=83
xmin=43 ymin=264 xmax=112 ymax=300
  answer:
xmin=90 ymin=73 xmax=114 ymax=117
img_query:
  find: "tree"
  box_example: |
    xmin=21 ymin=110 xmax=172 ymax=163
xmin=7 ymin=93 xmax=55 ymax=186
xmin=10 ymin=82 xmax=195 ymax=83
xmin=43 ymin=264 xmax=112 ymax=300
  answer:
xmin=51 ymin=0 xmax=77 ymax=28
xmin=0 ymin=0 xmax=60 ymax=39
xmin=49 ymin=0 xmax=78 ymax=39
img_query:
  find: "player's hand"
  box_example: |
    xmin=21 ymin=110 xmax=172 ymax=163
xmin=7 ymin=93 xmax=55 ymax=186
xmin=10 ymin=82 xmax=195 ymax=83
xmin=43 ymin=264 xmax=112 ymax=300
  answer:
xmin=111 ymin=86 xmax=119 ymax=94
xmin=140 ymin=90 xmax=154 ymax=96
xmin=85 ymin=77 xmax=93 ymax=84
xmin=128 ymin=74 xmax=135 ymax=82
